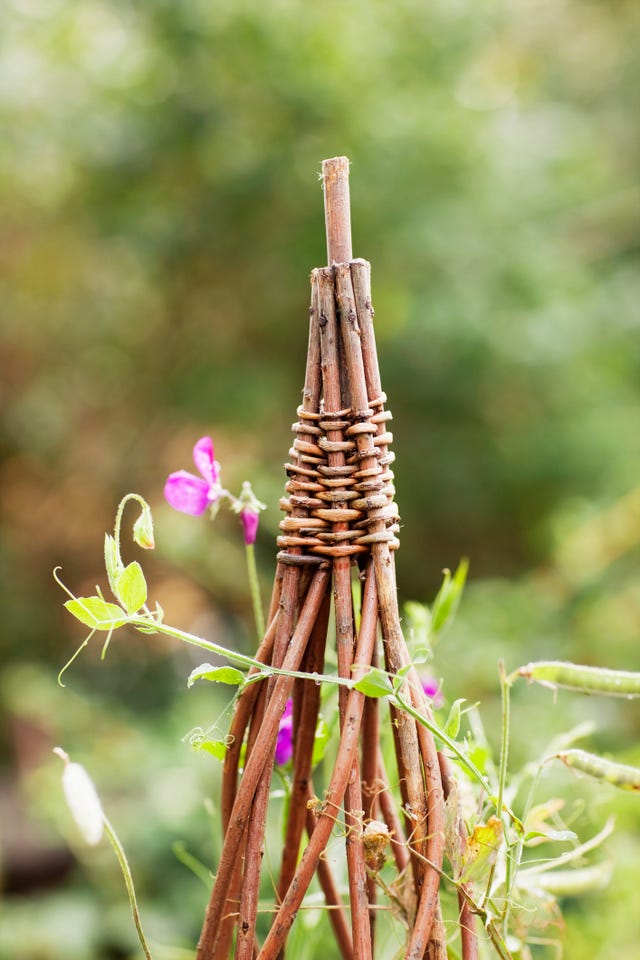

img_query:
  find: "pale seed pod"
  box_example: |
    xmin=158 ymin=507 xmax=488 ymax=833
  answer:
xmin=556 ymin=749 xmax=640 ymax=793
xmin=516 ymin=660 xmax=640 ymax=698
xmin=529 ymin=861 xmax=613 ymax=897
xmin=54 ymin=748 xmax=105 ymax=845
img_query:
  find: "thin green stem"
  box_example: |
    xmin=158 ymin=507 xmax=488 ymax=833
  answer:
xmin=127 ymin=616 xmax=354 ymax=691
xmin=497 ymin=662 xmax=510 ymax=820
xmin=114 ymin=493 xmax=147 ymax=552
xmin=502 ymin=764 xmax=543 ymax=932
xmin=245 ymin=544 xmax=265 ymax=641
xmin=103 ymin=815 xmax=153 ymax=960
xmin=480 ymin=660 xmax=511 ymax=911
xmin=393 ymin=690 xmax=493 ymax=799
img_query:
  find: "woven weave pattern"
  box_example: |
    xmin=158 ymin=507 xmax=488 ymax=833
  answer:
xmin=277 ymin=397 xmax=399 ymax=561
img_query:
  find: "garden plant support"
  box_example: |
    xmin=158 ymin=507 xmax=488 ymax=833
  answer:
xmin=195 ymin=157 xmax=477 ymax=960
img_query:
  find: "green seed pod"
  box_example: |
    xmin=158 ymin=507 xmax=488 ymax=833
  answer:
xmin=516 ymin=660 xmax=640 ymax=698
xmin=556 ymin=749 xmax=640 ymax=792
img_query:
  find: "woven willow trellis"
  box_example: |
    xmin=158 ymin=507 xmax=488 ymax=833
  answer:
xmin=196 ymin=159 xmax=476 ymax=960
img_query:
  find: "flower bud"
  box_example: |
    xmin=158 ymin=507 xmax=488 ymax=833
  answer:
xmin=275 ymin=699 xmax=294 ymax=766
xmin=233 ymin=482 xmax=266 ymax=546
xmin=240 ymin=509 xmax=260 ymax=546
xmin=133 ymin=501 xmax=155 ymax=549
xmin=421 ymin=675 xmax=444 ymax=708
xmin=54 ymin=748 xmax=104 ymax=846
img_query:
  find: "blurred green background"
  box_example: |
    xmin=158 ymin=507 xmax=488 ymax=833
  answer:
xmin=1 ymin=0 xmax=639 ymax=957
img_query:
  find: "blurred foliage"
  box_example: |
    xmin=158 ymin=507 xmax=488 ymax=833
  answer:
xmin=1 ymin=0 xmax=639 ymax=956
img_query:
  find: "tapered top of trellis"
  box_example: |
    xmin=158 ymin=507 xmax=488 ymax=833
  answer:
xmin=322 ymin=156 xmax=353 ymax=264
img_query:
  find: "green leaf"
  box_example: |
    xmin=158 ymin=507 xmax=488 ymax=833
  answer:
xmin=459 ymin=816 xmax=503 ymax=884
xmin=444 ymin=699 xmax=465 ymax=739
xmin=311 ymin=716 xmax=330 ymax=766
xmin=393 ymin=663 xmax=412 ymax=689
xmin=404 ymin=601 xmax=433 ymax=658
xmin=104 ymin=533 xmax=123 ymax=597
xmin=115 ymin=561 xmax=147 ymax=614
xmin=431 ymin=558 xmax=469 ymax=636
xmin=466 ymin=743 xmax=491 ymax=776
xmin=187 ymin=663 xmax=246 ymax=688
xmin=64 ymin=596 xmax=127 ymax=631
xmin=524 ymin=828 xmax=577 ymax=845
xmin=196 ymin=739 xmax=228 ymax=762
xmin=353 ymin=667 xmax=393 ymax=698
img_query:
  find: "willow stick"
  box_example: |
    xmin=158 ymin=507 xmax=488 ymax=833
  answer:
xmin=362 ymin=643 xmax=380 ymax=945
xmin=234 ymin=651 xmax=278 ymax=960
xmin=266 ymin=563 xmax=285 ymax=631
xmin=317 ymin=265 xmax=372 ymax=960
xmin=257 ymin=564 xmax=379 ymax=960
xmin=316 ymin=266 xmax=354 ymax=716
xmin=376 ymin=748 xmax=411 ymax=876
xmin=214 ymin=676 xmax=269 ymax=960
xmin=306 ymin=787 xmax=354 ymax=960
xmin=229 ymin=271 xmax=327 ymax=957
xmin=408 ymin=719 xmax=447 ymax=960
xmin=323 ymin=156 xmax=353 ymax=264
xmin=439 ymin=753 xmax=478 ymax=960
xmin=196 ymin=567 xmax=330 ymax=960
xmin=341 ymin=261 xmax=451 ymax=960
xmin=221 ymin=613 xmax=280 ymax=831
xmin=278 ymin=587 xmax=331 ymax=898
xmin=212 ymin=614 xmax=282 ymax=959
xmin=235 ymin=766 xmax=272 ymax=960
xmin=335 ymin=264 xmax=429 ymax=871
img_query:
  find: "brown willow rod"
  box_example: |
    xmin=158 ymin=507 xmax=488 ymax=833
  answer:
xmin=215 ymin=289 xmax=324 ymax=958
xmin=278 ymin=587 xmax=331 ymax=898
xmin=408 ymin=719 xmax=446 ymax=960
xmin=221 ymin=612 xmax=280 ymax=829
xmin=234 ymin=637 xmax=288 ymax=960
xmin=305 ymin=788 xmax=354 ymax=960
xmin=228 ymin=270 xmax=327 ymax=958
xmin=215 ymin=677 xmax=270 ymax=960
xmin=399 ymin=673 xmax=447 ymax=960
xmin=212 ymin=609 xmax=285 ymax=960
xmin=323 ymin=156 xmax=353 ymax=265
xmin=316 ymin=265 xmax=372 ymax=959
xmin=233 ymin=570 xmax=311 ymax=957
xmin=344 ymin=260 xmax=449 ymax=960
xmin=257 ymin=562 xmax=378 ymax=960
xmin=439 ymin=753 xmax=478 ymax=960
xmin=235 ymin=762 xmax=271 ymax=960
xmin=335 ymin=263 xmax=429 ymax=877
xmin=376 ymin=748 xmax=411 ymax=876
xmin=213 ymin=690 xmax=272 ymax=960
xmin=196 ymin=566 xmax=330 ymax=960
xmin=362 ymin=644 xmax=380 ymax=946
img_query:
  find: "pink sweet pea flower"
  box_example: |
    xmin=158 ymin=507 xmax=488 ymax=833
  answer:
xmin=240 ymin=509 xmax=260 ymax=546
xmin=164 ymin=437 xmax=222 ymax=516
xmin=421 ymin=675 xmax=444 ymax=709
xmin=234 ymin=481 xmax=266 ymax=546
xmin=275 ymin=699 xmax=294 ymax=766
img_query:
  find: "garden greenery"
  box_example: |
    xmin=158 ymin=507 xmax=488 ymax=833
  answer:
xmin=55 ymin=482 xmax=639 ymax=959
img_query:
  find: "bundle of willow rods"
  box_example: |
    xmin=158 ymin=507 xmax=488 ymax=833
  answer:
xmin=195 ymin=158 xmax=476 ymax=960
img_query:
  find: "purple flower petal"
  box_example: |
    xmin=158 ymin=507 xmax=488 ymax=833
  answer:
xmin=421 ymin=676 xmax=444 ymax=709
xmin=164 ymin=471 xmax=211 ymax=515
xmin=240 ymin=508 xmax=260 ymax=546
xmin=275 ymin=699 xmax=294 ymax=765
xmin=193 ymin=437 xmax=220 ymax=487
